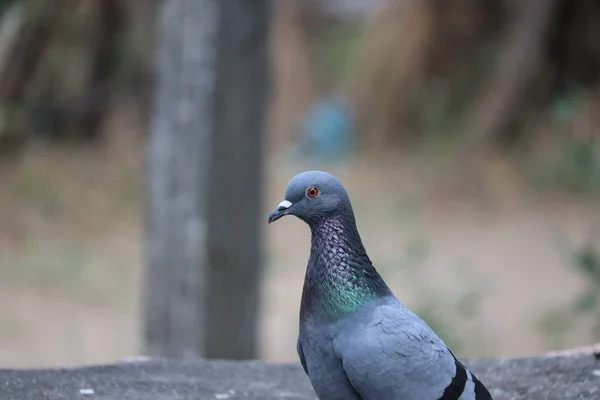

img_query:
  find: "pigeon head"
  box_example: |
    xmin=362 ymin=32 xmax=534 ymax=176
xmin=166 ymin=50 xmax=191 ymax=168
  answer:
xmin=268 ymin=170 xmax=351 ymax=225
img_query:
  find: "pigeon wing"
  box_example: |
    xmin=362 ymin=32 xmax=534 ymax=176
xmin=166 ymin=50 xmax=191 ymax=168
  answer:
xmin=297 ymin=339 xmax=308 ymax=375
xmin=333 ymin=302 xmax=467 ymax=400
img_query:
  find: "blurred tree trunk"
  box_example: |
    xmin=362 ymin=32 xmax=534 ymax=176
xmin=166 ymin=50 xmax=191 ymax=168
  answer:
xmin=73 ymin=0 xmax=126 ymax=141
xmin=145 ymin=0 xmax=270 ymax=359
xmin=0 ymin=1 xmax=62 ymax=104
xmin=347 ymin=0 xmax=504 ymax=149
xmin=348 ymin=0 xmax=599 ymax=151
xmin=467 ymin=0 xmax=560 ymax=151
xmin=267 ymin=0 xmax=320 ymax=153
xmin=0 ymin=0 xmax=66 ymax=153
xmin=0 ymin=0 xmax=128 ymax=149
xmin=346 ymin=0 xmax=434 ymax=149
xmin=144 ymin=0 xmax=218 ymax=357
xmin=205 ymin=0 xmax=271 ymax=360
xmin=128 ymin=0 xmax=158 ymax=135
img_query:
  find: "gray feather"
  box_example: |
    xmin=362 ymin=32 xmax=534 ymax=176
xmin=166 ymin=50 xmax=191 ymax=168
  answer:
xmin=332 ymin=297 xmax=456 ymax=400
xmin=270 ymin=171 xmax=493 ymax=399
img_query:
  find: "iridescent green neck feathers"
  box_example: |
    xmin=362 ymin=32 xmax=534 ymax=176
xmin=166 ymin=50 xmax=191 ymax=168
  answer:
xmin=300 ymin=216 xmax=391 ymax=322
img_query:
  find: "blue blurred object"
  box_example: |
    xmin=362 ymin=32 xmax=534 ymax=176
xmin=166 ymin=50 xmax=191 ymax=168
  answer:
xmin=293 ymin=95 xmax=355 ymax=161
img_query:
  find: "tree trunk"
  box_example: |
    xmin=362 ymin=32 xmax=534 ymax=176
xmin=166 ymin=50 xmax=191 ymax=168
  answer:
xmin=144 ymin=0 xmax=270 ymax=359
xmin=0 ymin=0 xmax=67 ymax=152
xmin=74 ymin=0 xmax=125 ymax=141
xmin=205 ymin=0 xmax=271 ymax=360
xmin=267 ymin=0 xmax=320 ymax=153
xmin=128 ymin=0 xmax=158 ymax=136
xmin=466 ymin=0 xmax=560 ymax=149
xmin=0 ymin=1 xmax=64 ymax=105
xmin=144 ymin=0 xmax=218 ymax=358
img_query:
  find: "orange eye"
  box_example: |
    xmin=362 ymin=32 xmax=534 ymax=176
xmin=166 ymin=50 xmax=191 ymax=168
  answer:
xmin=306 ymin=186 xmax=319 ymax=198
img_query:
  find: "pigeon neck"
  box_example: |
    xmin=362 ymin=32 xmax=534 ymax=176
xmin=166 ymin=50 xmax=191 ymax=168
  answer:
xmin=301 ymin=214 xmax=391 ymax=323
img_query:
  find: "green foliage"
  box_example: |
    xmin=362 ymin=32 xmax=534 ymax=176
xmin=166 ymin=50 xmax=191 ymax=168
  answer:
xmin=394 ymin=197 xmax=421 ymax=225
xmin=571 ymin=242 xmax=600 ymax=335
xmin=311 ymin=22 xmax=362 ymax=85
xmin=525 ymin=135 xmax=600 ymax=196
xmin=557 ymin=140 xmax=600 ymax=194
xmin=0 ymin=0 xmax=19 ymax=18
xmin=413 ymin=297 xmax=464 ymax=352
xmin=534 ymin=88 xmax=600 ymax=194
xmin=550 ymin=87 xmax=587 ymax=124
xmin=539 ymin=229 xmax=600 ymax=345
xmin=379 ymin=201 xmax=487 ymax=354
xmin=0 ymin=102 xmax=26 ymax=136
xmin=402 ymin=236 xmax=430 ymax=270
xmin=412 ymin=283 xmax=485 ymax=354
xmin=536 ymin=308 xmax=574 ymax=350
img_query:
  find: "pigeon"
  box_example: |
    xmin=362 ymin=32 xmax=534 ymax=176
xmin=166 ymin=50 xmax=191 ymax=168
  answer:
xmin=268 ymin=171 xmax=493 ymax=400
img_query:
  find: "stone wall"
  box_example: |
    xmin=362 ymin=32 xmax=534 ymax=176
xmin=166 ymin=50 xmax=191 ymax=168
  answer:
xmin=1 ymin=347 xmax=599 ymax=399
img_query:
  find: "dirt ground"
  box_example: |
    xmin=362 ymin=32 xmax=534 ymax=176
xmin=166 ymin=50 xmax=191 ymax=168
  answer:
xmin=0 ymin=134 xmax=598 ymax=368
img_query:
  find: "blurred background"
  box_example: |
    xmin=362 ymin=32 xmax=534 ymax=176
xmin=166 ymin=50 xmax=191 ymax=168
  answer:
xmin=0 ymin=0 xmax=599 ymax=368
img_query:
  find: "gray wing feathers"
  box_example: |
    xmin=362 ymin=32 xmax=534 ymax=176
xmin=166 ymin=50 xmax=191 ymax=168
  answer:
xmin=334 ymin=302 xmax=457 ymax=400
xmin=297 ymin=340 xmax=308 ymax=375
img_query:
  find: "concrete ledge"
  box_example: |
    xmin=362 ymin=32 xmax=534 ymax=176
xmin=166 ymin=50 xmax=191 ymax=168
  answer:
xmin=1 ymin=347 xmax=599 ymax=399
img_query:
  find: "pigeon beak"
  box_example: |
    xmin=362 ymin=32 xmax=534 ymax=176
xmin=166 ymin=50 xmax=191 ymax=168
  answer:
xmin=268 ymin=200 xmax=293 ymax=224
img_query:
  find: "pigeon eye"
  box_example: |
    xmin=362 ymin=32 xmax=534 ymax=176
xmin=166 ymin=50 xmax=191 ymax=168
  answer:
xmin=306 ymin=186 xmax=319 ymax=198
